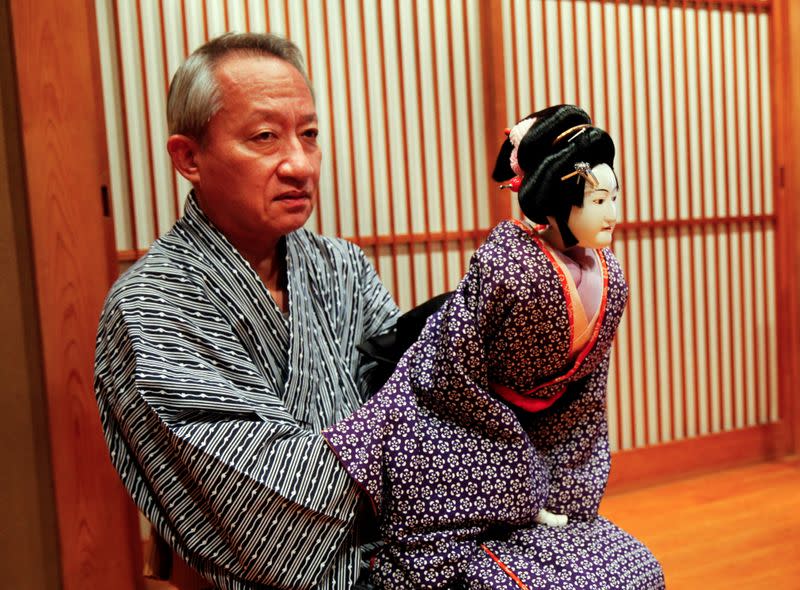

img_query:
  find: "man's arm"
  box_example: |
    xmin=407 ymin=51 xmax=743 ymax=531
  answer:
xmin=353 ymin=247 xmax=401 ymax=397
xmin=95 ymin=300 xmax=361 ymax=590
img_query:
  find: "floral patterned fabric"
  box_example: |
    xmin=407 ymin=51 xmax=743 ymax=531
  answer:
xmin=323 ymin=221 xmax=664 ymax=589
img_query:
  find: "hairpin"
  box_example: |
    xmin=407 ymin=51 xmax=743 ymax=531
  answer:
xmin=561 ymin=162 xmax=599 ymax=187
xmin=500 ymin=176 xmax=522 ymax=192
xmin=552 ymin=123 xmax=592 ymax=146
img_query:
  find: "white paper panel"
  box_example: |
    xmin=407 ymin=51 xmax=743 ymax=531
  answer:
xmin=501 ymin=1 xmax=778 ymax=451
xmin=95 ymin=0 xmax=489 ymax=311
xmin=97 ymin=0 xmax=779 ymax=452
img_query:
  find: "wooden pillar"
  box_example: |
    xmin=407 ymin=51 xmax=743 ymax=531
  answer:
xmin=772 ymin=0 xmax=800 ymax=458
xmin=6 ymin=0 xmax=142 ymax=588
xmin=0 ymin=1 xmax=61 ymax=587
xmin=480 ymin=0 xmax=512 ymax=223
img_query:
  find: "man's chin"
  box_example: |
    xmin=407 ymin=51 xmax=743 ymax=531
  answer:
xmin=274 ymin=210 xmax=314 ymax=235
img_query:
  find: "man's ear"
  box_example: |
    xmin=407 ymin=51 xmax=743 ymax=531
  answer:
xmin=167 ymin=134 xmax=201 ymax=184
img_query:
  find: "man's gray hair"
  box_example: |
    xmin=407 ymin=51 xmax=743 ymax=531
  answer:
xmin=167 ymin=32 xmax=311 ymax=140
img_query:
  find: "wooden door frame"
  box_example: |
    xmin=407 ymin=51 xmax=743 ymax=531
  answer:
xmin=5 ymin=0 xmax=799 ymax=587
xmin=772 ymin=0 xmax=800 ymax=460
xmin=7 ymin=0 xmax=142 ymax=587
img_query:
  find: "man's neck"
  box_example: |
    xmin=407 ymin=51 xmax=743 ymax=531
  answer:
xmin=192 ymin=192 xmax=290 ymax=311
xmin=238 ymin=237 xmax=289 ymax=312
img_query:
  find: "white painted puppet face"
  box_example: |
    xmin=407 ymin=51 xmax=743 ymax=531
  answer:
xmin=567 ymin=163 xmax=619 ymax=249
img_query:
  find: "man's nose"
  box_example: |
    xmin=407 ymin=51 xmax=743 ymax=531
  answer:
xmin=278 ymin=138 xmax=315 ymax=180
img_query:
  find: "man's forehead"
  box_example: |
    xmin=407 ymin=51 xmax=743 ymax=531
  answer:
xmin=241 ymin=107 xmax=318 ymax=125
xmin=214 ymin=53 xmax=313 ymax=101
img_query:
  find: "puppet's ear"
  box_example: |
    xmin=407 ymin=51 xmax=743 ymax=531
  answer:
xmin=491 ymin=137 xmax=515 ymax=181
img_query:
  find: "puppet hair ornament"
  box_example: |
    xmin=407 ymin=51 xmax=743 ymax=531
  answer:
xmin=552 ymin=123 xmax=592 ymax=146
xmin=562 ymin=162 xmax=599 ymax=188
xmin=492 ymin=105 xmax=615 ymax=247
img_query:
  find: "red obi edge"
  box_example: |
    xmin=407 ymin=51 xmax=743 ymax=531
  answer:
xmin=490 ymin=381 xmax=566 ymax=412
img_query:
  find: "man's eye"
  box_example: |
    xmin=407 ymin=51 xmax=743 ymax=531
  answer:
xmin=253 ymin=131 xmax=274 ymax=141
xmin=303 ymin=128 xmax=319 ymax=140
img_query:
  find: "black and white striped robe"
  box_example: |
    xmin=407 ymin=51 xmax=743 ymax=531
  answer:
xmin=94 ymin=196 xmax=399 ymax=589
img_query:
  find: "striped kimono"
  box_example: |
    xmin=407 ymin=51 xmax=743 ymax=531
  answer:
xmin=94 ymin=195 xmax=398 ymax=590
xmin=323 ymin=220 xmax=665 ymax=589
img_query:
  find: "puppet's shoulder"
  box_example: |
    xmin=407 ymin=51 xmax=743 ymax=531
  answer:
xmin=600 ymin=247 xmax=629 ymax=301
xmin=471 ymin=220 xmax=548 ymax=268
xmin=600 ymin=247 xmax=625 ymax=278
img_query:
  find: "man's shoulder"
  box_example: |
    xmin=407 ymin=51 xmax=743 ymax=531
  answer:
xmin=104 ymin=244 xmax=200 ymax=309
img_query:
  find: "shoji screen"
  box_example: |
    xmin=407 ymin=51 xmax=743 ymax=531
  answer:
xmin=94 ymin=0 xmax=491 ymax=312
xmin=96 ymin=0 xmax=780 ymax=455
xmin=500 ymin=0 xmax=777 ymax=452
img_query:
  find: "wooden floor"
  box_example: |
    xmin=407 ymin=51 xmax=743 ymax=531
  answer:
xmin=600 ymin=459 xmax=800 ymax=589
xmin=147 ymin=460 xmax=800 ymax=589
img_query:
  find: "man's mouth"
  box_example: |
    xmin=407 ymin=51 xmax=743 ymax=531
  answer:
xmin=276 ymin=190 xmax=310 ymax=201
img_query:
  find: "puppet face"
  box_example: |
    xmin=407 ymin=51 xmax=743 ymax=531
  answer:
xmin=567 ymin=163 xmax=618 ymax=249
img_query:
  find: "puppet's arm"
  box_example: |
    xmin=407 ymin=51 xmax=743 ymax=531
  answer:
xmin=523 ymin=352 xmax=612 ymax=521
xmin=534 ymin=508 xmax=569 ymax=527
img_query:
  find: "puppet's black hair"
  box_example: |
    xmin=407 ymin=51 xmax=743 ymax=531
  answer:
xmin=492 ymin=105 xmax=615 ymax=247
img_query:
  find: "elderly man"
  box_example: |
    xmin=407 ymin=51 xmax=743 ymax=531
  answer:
xmin=94 ymin=33 xmax=398 ymax=590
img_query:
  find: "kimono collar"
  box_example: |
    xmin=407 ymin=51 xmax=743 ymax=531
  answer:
xmin=177 ymin=193 xmax=364 ymax=429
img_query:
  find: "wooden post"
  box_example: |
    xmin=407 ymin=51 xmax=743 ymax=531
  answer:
xmin=480 ymin=0 xmax=512 ymax=223
xmin=7 ymin=0 xmax=142 ymax=588
xmin=0 ymin=1 xmax=61 ymax=587
xmin=771 ymin=0 xmax=800 ymax=458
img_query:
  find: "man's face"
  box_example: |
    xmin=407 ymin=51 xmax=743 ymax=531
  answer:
xmin=567 ymin=163 xmax=619 ymax=249
xmin=192 ymin=54 xmax=321 ymax=248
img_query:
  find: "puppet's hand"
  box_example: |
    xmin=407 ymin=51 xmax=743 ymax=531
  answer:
xmin=534 ymin=508 xmax=568 ymax=527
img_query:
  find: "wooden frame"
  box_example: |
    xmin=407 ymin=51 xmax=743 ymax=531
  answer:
xmin=607 ymin=423 xmax=785 ymax=492
xmin=8 ymin=0 xmax=142 ymax=587
xmin=0 ymin=1 xmax=61 ymax=587
xmin=480 ymin=0 xmax=512 ymax=222
xmin=772 ymin=0 xmax=800 ymax=457
xmin=6 ymin=0 xmax=799 ymax=588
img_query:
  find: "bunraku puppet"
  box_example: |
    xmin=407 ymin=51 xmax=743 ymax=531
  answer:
xmin=324 ymin=105 xmax=665 ymax=589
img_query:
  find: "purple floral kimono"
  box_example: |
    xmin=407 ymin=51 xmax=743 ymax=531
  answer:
xmin=323 ymin=221 xmax=664 ymax=589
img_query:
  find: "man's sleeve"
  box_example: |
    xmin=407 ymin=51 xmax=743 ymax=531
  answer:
xmin=354 ymin=248 xmax=400 ymax=396
xmin=95 ymin=301 xmax=360 ymax=590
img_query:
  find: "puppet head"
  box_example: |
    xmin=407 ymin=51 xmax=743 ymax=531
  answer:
xmin=492 ymin=105 xmax=616 ymax=248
